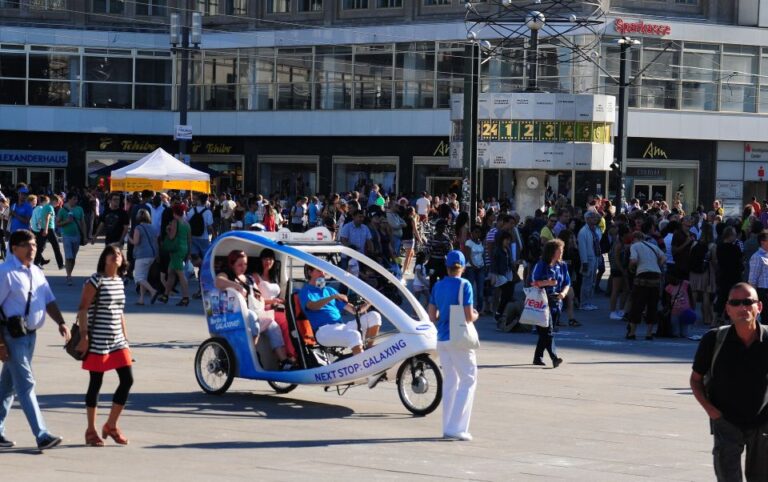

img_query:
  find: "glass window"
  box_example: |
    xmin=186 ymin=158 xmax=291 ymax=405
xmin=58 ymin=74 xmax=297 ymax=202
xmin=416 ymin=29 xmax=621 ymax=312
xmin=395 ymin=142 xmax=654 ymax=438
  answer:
xmin=0 ymin=52 xmax=25 ymax=78
xmin=721 ymin=45 xmax=757 ymax=113
xmin=333 ymin=162 xmax=396 ymax=196
xmin=203 ymin=53 xmax=237 ymax=84
xmin=238 ymin=84 xmax=273 ymax=110
xmin=135 ymin=85 xmax=171 ymax=110
xmin=436 ymin=42 xmax=464 ymax=108
xmin=424 ymin=0 xmax=449 ymax=4
xmin=682 ymin=81 xmax=717 ymax=111
xmin=759 ymin=86 xmax=768 ymax=113
xmin=315 ymin=46 xmax=352 ymax=109
xmin=136 ymin=58 xmax=171 ymax=84
xmin=197 ymin=0 xmax=218 ymax=15
xmin=354 ymin=44 xmax=393 ymax=109
xmin=224 ymin=0 xmax=245 ymax=14
xmin=395 ymin=42 xmax=434 ymax=108
xmin=238 ymin=48 xmax=274 ymax=110
xmin=481 ymin=42 xmax=524 ymax=93
xmin=29 ymin=0 xmax=64 ymax=9
xmin=298 ymin=0 xmax=322 ymax=10
xmin=84 ymin=56 xmax=132 ymax=82
xmin=721 ymin=84 xmax=756 ymax=113
xmin=0 ymin=0 xmax=20 ymax=8
xmin=0 ymin=79 xmax=24 ymax=105
xmin=136 ymin=0 xmax=167 ymax=16
xmin=267 ymin=0 xmax=289 ymax=12
xmin=29 ymin=81 xmax=78 ymax=106
xmin=342 ymin=0 xmax=367 ymax=8
xmin=92 ymin=0 xmax=123 ymax=13
xmin=29 ymin=53 xmax=80 ymax=80
xmin=204 ymin=85 xmax=236 ymax=110
xmin=637 ymin=79 xmax=676 ymax=109
xmin=276 ymin=48 xmax=312 ymax=110
xmin=83 ymin=83 xmax=131 ymax=108
xmin=259 ymin=161 xmax=317 ymax=198
xmin=377 ymin=0 xmax=401 ymax=6
xmin=683 ymin=43 xmax=719 ymax=82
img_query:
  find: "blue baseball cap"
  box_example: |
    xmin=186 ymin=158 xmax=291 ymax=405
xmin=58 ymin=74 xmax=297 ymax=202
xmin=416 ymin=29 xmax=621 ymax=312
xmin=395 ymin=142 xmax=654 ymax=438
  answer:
xmin=446 ymin=250 xmax=466 ymax=268
xmin=17 ymin=187 xmax=28 ymax=194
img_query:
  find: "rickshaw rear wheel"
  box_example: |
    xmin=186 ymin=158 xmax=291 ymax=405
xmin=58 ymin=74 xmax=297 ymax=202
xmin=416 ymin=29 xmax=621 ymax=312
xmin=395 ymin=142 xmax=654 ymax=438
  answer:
xmin=195 ymin=337 xmax=236 ymax=395
xmin=396 ymin=355 xmax=442 ymax=416
xmin=267 ymin=381 xmax=298 ymax=394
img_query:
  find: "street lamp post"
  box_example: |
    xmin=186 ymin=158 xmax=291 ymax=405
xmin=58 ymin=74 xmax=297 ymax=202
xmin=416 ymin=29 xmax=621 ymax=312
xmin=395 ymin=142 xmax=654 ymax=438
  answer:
xmin=462 ymin=39 xmax=480 ymax=226
xmin=171 ymin=6 xmax=201 ymax=160
xmin=614 ymin=37 xmax=640 ymax=212
xmin=525 ymin=11 xmax=545 ymax=92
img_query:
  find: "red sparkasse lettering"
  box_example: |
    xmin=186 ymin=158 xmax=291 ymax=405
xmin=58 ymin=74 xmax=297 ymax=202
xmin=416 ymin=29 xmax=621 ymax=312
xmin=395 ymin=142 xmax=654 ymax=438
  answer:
xmin=614 ymin=18 xmax=670 ymax=37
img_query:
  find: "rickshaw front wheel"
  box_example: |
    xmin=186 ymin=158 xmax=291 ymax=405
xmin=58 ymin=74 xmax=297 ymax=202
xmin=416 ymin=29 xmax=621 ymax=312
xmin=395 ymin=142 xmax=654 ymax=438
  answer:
xmin=396 ymin=355 xmax=442 ymax=416
xmin=267 ymin=380 xmax=298 ymax=394
xmin=195 ymin=338 xmax=236 ymax=395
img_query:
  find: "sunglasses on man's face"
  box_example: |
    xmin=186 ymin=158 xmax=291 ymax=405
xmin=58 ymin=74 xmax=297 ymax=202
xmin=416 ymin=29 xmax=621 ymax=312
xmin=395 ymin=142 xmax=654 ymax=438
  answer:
xmin=727 ymin=298 xmax=758 ymax=307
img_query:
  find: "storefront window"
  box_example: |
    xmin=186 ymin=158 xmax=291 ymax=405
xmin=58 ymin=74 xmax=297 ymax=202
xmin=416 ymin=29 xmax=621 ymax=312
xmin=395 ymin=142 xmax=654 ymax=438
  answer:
xmin=314 ymin=46 xmax=352 ymax=109
xmin=334 ymin=161 xmax=396 ymax=197
xmin=259 ymin=161 xmax=317 ymax=198
xmin=413 ymin=162 xmax=461 ymax=195
xmin=574 ymin=171 xmax=607 ymax=209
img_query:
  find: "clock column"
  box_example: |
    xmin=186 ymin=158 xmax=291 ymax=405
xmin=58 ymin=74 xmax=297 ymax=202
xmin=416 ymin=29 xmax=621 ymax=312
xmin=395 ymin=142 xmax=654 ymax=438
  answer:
xmin=514 ymin=170 xmax=546 ymax=218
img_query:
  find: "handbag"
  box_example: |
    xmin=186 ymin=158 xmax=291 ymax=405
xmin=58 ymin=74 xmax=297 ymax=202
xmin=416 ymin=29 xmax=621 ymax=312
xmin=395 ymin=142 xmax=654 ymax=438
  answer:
xmin=448 ymin=279 xmax=480 ymax=350
xmin=1 ymin=272 xmax=33 ymax=338
xmin=520 ymin=287 xmax=551 ymax=328
xmin=64 ymin=275 xmax=101 ymax=361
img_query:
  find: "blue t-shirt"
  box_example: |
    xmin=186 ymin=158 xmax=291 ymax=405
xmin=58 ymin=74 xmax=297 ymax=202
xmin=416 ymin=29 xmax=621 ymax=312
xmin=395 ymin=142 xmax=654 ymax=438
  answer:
xmin=308 ymin=203 xmax=318 ymax=224
xmin=429 ymin=276 xmax=473 ymax=342
xmin=532 ymin=260 xmax=571 ymax=310
xmin=10 ymin=202 xmax=33 ymax=233
xmin=299 ymin=284 xmax=348 ymax=331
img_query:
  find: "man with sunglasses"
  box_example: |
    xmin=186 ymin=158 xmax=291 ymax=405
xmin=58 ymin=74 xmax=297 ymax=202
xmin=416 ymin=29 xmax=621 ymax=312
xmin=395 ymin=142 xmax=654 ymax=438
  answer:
xmin=690 ymin=282 xmax=768 ymax=481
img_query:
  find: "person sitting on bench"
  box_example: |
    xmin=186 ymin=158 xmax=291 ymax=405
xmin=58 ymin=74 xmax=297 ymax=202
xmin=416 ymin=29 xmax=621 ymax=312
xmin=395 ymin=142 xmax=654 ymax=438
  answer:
xmin=299 ymin=265 xmax=381 ymax=354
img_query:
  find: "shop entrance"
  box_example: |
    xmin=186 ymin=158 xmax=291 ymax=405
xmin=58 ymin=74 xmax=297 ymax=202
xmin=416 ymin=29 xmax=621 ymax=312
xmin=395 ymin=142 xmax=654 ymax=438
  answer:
xmin=29 ymin=169 xmax=52 ymax=192
xmin=633 ymin=180 xmax=672 ymax=205
xmin=0 ymin=169 xmax=14 ymax=190
xmin=427 ymin=177 xmax=461 ymax=197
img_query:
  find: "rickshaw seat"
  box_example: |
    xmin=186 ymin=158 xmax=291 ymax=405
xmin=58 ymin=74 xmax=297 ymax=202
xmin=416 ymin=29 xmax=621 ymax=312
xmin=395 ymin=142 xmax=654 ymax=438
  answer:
xmin=291 ymin=292 xmax=318 ymax=347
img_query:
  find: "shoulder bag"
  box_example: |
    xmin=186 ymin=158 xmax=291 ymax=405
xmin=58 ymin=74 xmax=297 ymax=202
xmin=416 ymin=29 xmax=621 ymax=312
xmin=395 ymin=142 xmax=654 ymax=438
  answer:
xmin=64 ymin=274 xmax=101 ymax=360
xmin=448 ymin=279 xmax=480 ymax=350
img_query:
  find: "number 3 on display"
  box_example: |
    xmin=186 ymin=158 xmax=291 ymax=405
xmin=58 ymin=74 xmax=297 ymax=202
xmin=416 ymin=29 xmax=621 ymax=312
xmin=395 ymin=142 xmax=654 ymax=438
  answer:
xmin=543 ymin=123 xmax=555 ymax=139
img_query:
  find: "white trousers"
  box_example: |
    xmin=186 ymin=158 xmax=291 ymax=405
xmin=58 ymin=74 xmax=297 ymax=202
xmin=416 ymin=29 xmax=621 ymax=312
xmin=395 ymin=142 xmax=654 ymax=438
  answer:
xmin=316 ymin=311 xmax=382 ymax=349
xmin=437 ymin=341 xmax=477 ymax=436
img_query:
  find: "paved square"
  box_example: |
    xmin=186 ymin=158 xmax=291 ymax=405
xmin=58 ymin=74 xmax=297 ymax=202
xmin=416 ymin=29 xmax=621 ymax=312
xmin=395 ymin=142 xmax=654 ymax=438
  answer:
xmin=1 ymin=245 xmax=712 ymax=480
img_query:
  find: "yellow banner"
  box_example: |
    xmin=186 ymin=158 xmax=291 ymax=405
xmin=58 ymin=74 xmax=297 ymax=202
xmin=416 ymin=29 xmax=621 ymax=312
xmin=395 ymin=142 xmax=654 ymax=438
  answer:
xmin=110 ymin=178 xmax=211 ymax=193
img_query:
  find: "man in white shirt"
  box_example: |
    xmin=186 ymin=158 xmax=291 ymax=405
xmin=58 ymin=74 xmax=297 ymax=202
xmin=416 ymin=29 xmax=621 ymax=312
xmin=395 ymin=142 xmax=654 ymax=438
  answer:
xmin=187 ymin=194 xmax=214 ymax=258
xmin=219 ymin=193 xmax=236 ymax=234
xmin=416 ymin=192 xmax=430 ymax=223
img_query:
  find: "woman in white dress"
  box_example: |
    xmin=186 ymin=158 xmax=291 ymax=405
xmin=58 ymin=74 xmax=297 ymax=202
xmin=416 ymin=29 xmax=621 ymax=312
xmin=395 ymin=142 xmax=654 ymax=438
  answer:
xmin=253 ymin=248 xmax=297 ymax=363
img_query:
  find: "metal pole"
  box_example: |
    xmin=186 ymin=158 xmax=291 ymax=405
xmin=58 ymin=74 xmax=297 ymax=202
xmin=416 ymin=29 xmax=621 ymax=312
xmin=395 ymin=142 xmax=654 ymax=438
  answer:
xmin=526 ymin=29 xmax=539 ymax=92
xmin=462 ymin=43 xmax=479 ymax=225
xmin=614 ymin=41 xmax=630 ymax=213
xmin=178 ymin=0 xmax=190 ymax=158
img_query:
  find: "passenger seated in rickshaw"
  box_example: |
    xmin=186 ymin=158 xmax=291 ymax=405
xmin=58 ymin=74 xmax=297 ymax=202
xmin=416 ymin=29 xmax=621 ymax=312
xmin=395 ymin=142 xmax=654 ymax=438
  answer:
xmin=215 ymin=249 xmax=295 ymax=370
xmin=251 ymin=248 xmax=297 ymax=361
xmin=299 ymin=265 xmax=382 ymax=354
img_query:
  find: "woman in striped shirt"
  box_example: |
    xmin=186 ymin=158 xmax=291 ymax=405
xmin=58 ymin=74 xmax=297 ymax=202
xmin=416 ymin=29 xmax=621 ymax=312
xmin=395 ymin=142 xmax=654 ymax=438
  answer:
xmin=75 ymin=245 xmax=133 ymax=447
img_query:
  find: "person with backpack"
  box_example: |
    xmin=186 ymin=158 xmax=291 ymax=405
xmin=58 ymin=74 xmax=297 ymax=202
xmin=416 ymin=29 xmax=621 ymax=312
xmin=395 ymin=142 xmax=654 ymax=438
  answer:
xmin=690 ymin=282 xmax=768 ymax=481
xmin=690 ymin=222 xmax=717 ymax=326
xmin=187 ymin=194 xmax=213 ymax=261
xmin=626 ymin=230 xmax=666 ymax=340
xmin=747 ymin=229 xmax=768 ymax=323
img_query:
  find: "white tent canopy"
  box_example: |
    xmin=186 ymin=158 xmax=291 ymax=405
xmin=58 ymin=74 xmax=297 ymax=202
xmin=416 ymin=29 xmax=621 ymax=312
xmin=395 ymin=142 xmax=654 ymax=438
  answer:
xmin=110 ymin=148 xmax=211 ymax=192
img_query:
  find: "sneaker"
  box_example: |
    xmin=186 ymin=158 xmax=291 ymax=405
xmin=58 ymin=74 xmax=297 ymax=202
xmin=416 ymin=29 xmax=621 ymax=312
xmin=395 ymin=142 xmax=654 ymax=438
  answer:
xmin=609 ymin=311 xmax=623 ymax=320
xmin=444 ymin=432 xmax=472 ymax=441
xmin=0 ymin=435 xmax=15 ymax=448
xmin=581 ymin=304 xmax=598 ymax=311
xmin=617 ymin=310 xmax=625 ymax=318
xmin=552 ymin=357 xmax=563 ymax=368
xmin=37 ymin=434 xmax=63 ymax=451
xmin=367 ymin=372 xmax=387 ymax=389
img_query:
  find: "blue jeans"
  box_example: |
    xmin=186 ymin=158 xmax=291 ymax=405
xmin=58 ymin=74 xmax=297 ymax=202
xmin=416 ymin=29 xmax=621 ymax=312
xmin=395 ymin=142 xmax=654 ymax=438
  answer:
xmin=0 ymin=328 xmax=52 ymax=443
xmin=463 ymin=266 xmax=485 ymax=310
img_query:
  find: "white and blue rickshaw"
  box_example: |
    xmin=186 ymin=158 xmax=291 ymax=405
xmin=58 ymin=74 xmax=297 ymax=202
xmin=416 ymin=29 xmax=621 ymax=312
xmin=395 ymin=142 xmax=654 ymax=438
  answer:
xmin=193 ymin=227 xmax=443 ymax=415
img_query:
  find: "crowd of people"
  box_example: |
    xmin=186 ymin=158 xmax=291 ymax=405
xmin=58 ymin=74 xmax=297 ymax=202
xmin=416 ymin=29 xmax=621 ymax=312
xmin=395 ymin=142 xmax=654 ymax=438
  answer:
xmin=2 ymin=180 xmax=768 ymax=476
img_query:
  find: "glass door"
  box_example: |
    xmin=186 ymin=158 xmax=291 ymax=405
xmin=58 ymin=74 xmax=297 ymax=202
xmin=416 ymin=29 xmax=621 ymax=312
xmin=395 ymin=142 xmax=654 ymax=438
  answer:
xmin=0 ymin=169 xmax=15 ymax=192
xmin=633 ymin=181 xmax=672 ymax=205
xmin=28 ymin=169 xmax=52 ymax=193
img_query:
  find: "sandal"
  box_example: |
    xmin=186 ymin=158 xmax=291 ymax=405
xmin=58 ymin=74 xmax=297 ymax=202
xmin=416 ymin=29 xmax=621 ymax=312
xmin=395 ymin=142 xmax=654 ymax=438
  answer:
xmin=176 ymin=297 xmax=190 ymax=307
xmin=568 ymin=319 xmax=582 ymax=327
xmin=85 ymin=428 xmax=104 ymax=447
xmin=157 ymin=294 xmax=169 ymax=304
xmin=102 ymin=423 xmax=129 ymax=445
xmin=150 ymin=291 xmax=161 ymax=304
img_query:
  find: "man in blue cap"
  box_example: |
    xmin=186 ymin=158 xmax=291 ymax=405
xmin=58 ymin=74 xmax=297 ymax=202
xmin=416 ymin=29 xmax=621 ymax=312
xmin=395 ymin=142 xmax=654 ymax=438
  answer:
xmin=428 ymin=250 xmax=478 ymax=441
xmin=9 ymin=184 xmax=32 ymax=233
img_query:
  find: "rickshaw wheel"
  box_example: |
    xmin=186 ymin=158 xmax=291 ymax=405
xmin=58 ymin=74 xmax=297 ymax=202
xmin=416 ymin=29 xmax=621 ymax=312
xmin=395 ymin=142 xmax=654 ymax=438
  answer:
xmin=267 ymin=381 xmax=298 ymax=394
xmin=396 ymin=355 xmax=442 ymax=416
xmin=194 ymin=338 xmax=236 ymax=395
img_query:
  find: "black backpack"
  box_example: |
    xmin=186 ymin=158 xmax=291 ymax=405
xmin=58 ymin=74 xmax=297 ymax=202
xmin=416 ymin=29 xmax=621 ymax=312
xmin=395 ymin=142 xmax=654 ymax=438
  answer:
xmin=189 ymin=207 xmax=208 ymax=237
xmin=526 ymin=231 xmax=542 ymax=262
xmin=689 ymin=242 xmax=709 ymax=274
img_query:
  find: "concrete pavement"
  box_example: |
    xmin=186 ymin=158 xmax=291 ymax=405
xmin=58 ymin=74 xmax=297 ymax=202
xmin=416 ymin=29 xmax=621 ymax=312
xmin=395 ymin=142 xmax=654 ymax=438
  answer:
xmin=1 ymin=244 xmax=714 ymax=481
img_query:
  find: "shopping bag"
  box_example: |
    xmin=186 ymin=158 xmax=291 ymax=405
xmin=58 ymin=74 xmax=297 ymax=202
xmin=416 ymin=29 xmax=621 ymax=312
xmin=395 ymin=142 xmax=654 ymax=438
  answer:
xmin=520 ymin=287 xmax=551 ymax=328
xmin=448 ymin=280 xmax=480 ymax=350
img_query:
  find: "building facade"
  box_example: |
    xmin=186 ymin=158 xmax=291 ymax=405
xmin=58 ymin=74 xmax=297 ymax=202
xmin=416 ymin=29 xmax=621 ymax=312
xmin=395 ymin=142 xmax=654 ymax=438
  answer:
xmin=0 ymin=0 xmax=765 ymax=214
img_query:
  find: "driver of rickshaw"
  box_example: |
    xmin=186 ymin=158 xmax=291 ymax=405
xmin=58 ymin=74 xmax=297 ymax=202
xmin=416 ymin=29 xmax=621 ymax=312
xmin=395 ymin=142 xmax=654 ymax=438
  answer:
xmin=299 ymin=265 xmax=381 ymax=354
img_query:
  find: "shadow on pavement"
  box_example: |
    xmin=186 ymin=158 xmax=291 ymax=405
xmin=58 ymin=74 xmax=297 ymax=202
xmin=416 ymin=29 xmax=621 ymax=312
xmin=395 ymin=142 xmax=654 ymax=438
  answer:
xmin=147 ymin=436 xmax=445 ymax=450
xmin=37 ymin=391 xmax=358 ymax=420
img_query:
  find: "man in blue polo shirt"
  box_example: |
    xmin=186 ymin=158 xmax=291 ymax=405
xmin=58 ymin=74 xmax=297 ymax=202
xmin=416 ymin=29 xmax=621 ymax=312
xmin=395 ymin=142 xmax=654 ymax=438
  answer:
xmin=299 ymin=265 xmax=381 ymax=355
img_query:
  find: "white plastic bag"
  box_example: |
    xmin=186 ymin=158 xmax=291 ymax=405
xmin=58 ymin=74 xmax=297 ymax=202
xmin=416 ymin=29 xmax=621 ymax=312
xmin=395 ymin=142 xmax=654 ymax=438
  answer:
xmin=448 ymin=280 xmax=480 ymax=350
xmin=520 ymin=287 xmax=551 ymax=328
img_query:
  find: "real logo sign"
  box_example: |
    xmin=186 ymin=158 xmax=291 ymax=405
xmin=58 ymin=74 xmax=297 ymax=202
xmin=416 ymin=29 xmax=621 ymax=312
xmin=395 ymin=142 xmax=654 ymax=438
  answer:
xmin=525 ymin=298 xmax=546 ymax=310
